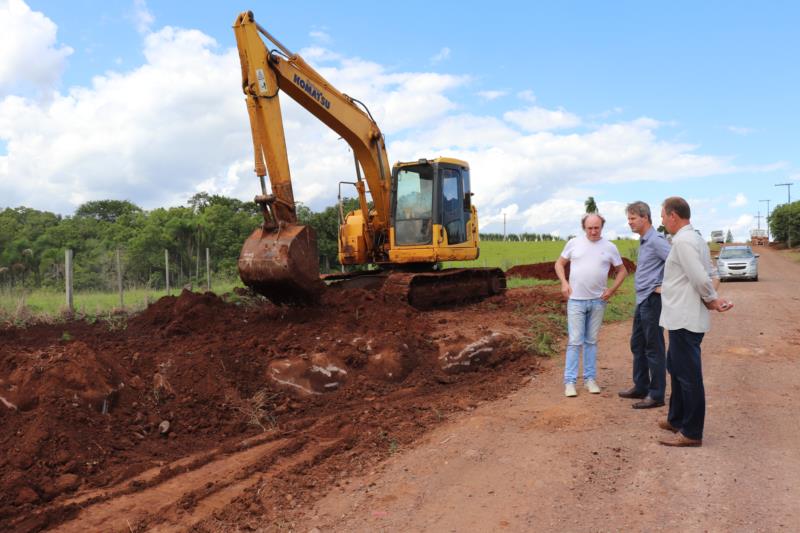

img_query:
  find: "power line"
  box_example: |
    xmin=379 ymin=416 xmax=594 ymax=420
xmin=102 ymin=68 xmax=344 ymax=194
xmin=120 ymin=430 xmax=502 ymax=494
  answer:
xmin=759 ymin=199 xmax=771 ymax=241
xmin=754 ymin=210 xmax=763 ymax=230
xmin=775 ymin=183 xmax=793 ymax=204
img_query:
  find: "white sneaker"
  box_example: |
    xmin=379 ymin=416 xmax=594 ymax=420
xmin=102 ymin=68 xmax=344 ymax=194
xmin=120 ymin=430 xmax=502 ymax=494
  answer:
xmin=564 ymin=383 xmax=577 ymax=397
xmin=585 ymin=379 xmax=601 ymax=394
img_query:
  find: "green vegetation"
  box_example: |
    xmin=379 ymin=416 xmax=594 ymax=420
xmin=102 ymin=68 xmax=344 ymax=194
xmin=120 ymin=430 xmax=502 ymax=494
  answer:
xmin=769 ymin=200 xmax=800 ymax=248
xmin=520 ymin=300 xmax=566 ymax=357
xmin=3 ymin=196 xmax=644 ymax=326
xmin=0 ymin=278 xmax=243 ymax=318
xmin=446 ymin=239 xmax=639 ymax=271
xmin=0 ymin=196 xmax=262 ymax=293
xmin=506 ymin=278 xmax=559 ymax=289
xmin=603 ymin=276 xmax=636 ymax=323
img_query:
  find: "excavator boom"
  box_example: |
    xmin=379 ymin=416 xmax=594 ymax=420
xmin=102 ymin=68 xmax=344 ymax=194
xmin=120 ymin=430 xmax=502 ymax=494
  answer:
xmin=233 ymin=11 xmax=391 ymax=302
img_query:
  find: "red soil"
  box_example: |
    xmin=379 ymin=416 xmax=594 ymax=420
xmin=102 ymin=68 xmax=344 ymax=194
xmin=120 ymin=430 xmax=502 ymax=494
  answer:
xmin=0 ymin=286 xmax=563 ymax=532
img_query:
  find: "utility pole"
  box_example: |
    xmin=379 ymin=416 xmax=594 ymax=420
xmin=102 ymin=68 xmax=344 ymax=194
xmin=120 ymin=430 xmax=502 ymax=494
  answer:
xmin=775 ymin=182 xmax=793 ymax=204
xmin=754 ymin=210 xmax=763 ymax=230
xmin=503 ymin=212 xmax=507 ymax=241
xmin=759 ymin=199 xmax=771 ymax=240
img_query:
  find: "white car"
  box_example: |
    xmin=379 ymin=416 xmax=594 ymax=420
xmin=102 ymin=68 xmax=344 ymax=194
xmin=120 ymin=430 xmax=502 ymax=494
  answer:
xmin=716 ymin=245 xmax=759 ymax=281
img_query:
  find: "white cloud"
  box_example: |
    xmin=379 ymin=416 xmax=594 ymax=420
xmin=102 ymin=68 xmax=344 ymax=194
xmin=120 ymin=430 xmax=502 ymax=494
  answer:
xmin=131 ymin=0 xmax=155 ymax=34
xmin=0 ymin=27 xmax=250 ymax=212
xmin=430 ymin=47 xmax=450 ymax=63
xmin=590 ymin=107 xmax=624 ymax=119
xmin=727 ymin=125 xmax=753 ymax=136
xmin=0 ymin=0 xmax=73 ymax=94
xmin=503 ymin=106 xmax=581 ymax=132
xmin=309 ymin=29 xmax=331 ymax=44
xmin=477 ymin=90 xmax=507 ymax=101
xmin=0 ymin=18 xmax=777 ymax=242
xmin=517 ymin=90 xmax=536 ymax=103
xmin=729 ymin=193 xmax=747 ymax=207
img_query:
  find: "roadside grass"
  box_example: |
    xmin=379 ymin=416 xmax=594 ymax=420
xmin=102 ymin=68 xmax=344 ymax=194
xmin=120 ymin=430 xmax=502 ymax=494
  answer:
xmin=785 ymin=249 xmax=800 ymax=263
xmin=520 ymin=299 xmax=566 ymax=358
xmin=515 ymin=271 xmax=636 ymax=358
xmin=604 ymin=276 xmax=636 ymax=323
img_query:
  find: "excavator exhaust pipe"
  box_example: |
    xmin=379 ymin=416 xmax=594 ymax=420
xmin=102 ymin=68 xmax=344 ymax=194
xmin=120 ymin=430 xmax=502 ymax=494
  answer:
xmin=238 ymin=224 xmax=325 ymax=304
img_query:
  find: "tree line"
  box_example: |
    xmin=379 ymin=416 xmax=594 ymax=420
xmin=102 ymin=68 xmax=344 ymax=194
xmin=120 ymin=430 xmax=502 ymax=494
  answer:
xmin=0 ymin=194 xmax=374 ymax=291
xmin=479 ymin=233 xmax=565 ymax=242
xmin=0 ymin=195 xmax=261 ymax=290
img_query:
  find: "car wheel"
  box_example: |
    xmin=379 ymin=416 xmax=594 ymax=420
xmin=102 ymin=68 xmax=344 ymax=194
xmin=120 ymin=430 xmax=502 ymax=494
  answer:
xmin=752 ymin=275 xmax=758 ymax=282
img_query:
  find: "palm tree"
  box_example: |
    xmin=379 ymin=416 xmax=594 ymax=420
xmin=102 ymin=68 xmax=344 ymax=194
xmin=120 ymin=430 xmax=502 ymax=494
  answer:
xmin=585 ymin=197 xmax=598 ymax=213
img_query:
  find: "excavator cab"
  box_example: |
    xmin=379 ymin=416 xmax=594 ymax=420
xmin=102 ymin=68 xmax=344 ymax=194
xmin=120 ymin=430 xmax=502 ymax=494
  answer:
xmin=388 ymin=158 xmax=478 ymax=264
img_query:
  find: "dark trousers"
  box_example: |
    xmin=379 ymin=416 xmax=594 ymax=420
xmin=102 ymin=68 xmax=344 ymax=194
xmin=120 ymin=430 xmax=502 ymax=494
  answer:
xmin=666 ymin=329 xmax=706 ymax=440
xmin=630 ymin=292 xmax=666 ymax=401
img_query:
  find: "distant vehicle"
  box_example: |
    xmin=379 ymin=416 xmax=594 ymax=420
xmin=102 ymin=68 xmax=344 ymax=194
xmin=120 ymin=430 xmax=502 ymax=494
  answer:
xmin=716 ymin=245 xmax=759 ymax=281
xmin=750 ymin=229 xmax=768 ymax=246
xmin=710 ymin=230 xmax=724 ymax=244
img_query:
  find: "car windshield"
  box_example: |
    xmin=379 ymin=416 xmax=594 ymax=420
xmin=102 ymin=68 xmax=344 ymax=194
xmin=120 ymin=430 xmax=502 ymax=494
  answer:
xmin=720 ymin=248 xmax=754 ymax=259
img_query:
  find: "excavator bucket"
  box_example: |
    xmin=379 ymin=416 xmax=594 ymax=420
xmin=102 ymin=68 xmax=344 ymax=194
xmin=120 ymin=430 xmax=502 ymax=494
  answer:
xmin=238 ymin=224 xmax=325 ymax=304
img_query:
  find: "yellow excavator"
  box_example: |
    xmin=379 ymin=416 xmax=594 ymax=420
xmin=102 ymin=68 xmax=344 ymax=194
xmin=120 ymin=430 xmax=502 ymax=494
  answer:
xmin=233 ymin=11 xmax=505 ymax=307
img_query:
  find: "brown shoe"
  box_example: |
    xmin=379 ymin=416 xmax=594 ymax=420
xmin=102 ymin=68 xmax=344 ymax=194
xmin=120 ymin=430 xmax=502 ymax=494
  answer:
xmin=659 ymin=433 xmax=702 ymax=447
xmin=633 ymin=397 xmax=665 ymax=409
xmin=618 ymin=387 xmax=647 ymax=399
xmin=658 ymin=420 xmax=680 ymax=433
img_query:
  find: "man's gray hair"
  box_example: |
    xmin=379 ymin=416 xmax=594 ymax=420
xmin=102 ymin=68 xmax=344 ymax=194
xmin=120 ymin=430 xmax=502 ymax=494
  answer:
xmin=581 ymin=212 xmax=606 ymax=229
xmin=626 ymin=201 xmax=652 ymax=223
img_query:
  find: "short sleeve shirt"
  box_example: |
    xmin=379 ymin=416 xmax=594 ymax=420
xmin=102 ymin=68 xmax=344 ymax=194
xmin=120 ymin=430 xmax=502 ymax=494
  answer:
xmin=560 ymin=235 xmax=623 ymax=299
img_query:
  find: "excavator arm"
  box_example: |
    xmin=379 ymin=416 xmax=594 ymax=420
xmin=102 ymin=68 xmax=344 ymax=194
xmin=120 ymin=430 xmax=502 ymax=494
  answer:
xmin=234 ymin=11 xmax=392 ymax=237
xmin=234 ymin=11 xmax=395 ymax=302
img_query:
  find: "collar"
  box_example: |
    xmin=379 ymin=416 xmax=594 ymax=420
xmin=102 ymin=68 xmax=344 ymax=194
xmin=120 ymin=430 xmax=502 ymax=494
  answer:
xmin=675 ymin=223 xmax=694 ymax=237
xmin=640 ymin=226 xmax=657 ymax=243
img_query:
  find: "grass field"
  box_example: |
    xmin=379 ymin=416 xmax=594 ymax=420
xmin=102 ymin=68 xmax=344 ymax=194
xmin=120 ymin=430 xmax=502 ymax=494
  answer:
xmin=0 ymin=279 xmax=243 ymax=320
xmin=445 ymin=239 xmax=640 ymax=270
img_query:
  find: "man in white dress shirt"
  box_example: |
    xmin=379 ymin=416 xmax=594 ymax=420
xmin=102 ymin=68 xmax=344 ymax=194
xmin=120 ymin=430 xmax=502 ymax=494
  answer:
xmin=658 ymin=197 xmax=733 ymax=447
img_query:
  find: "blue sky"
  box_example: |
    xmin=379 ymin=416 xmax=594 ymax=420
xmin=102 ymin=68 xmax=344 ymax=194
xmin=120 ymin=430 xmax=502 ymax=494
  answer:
xmin=1 ymin=0 xmax=798 ymax=240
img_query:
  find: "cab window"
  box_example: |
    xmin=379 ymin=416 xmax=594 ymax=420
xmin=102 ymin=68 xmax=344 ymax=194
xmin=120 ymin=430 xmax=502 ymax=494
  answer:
xmin=394 ymin=168 xmax=433 ymax=245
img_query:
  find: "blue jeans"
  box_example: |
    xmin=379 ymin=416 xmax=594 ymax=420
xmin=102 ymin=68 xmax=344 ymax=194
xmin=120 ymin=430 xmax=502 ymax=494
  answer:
xmin=564 ymin=298 xmax=607 ymax=384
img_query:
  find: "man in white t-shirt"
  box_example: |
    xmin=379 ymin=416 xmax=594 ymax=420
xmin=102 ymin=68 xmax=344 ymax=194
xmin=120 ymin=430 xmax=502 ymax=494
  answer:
xmin=555 ymin=213 xmax=628 ymax=397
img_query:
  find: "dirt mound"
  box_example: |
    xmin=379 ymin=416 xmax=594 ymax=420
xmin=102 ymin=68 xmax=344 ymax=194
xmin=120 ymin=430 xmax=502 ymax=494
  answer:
xmin=0 ymin=286 xmax=558 ymax=531
xmin=506 ymin=257 xmax=637 ymax=280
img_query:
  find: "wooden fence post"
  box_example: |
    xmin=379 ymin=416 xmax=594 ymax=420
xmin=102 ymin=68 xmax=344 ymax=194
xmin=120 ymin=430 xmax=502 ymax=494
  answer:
xmin=165 ymin=250 xmax=170 ymax=294
xmin=116 ymin=248 xmax=124 ymax=309
xmin=206 ymin=248 xmax=211 ymax=291
xmin=65 ymin=249 xmax=73 ymax=313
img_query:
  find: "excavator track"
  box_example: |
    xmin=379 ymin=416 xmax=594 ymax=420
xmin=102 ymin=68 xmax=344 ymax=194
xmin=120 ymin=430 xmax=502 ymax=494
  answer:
xmin=381 ymin=268 xmax=506 ymax=309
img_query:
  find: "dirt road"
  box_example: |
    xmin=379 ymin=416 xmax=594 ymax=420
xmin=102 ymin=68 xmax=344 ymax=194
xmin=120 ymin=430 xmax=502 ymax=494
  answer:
xmin=300 ymin=247 xmax=800 ymax=531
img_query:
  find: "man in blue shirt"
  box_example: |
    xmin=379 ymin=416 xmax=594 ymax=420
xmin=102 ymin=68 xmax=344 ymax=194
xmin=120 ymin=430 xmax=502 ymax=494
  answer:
xmin=618 ymin=201 xmax=672 ymax=408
